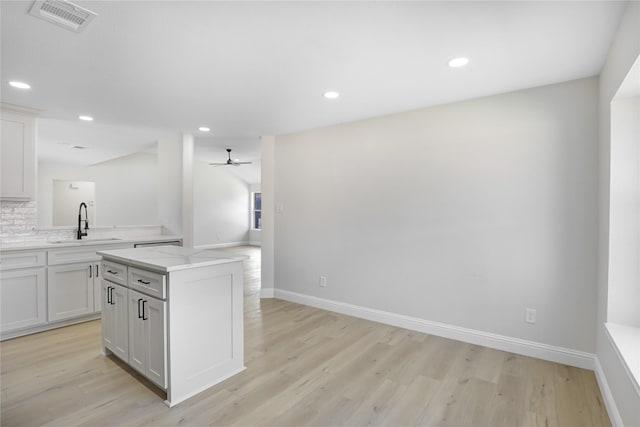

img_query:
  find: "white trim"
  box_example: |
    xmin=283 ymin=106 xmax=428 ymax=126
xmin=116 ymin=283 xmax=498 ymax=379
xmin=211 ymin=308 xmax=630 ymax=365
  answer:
xmin=194 ymin=241 xmax=250 ymax=249
xmin=260 ymin=287 xmax=275 ymax=298
xmin=594 ymin=356 xmax=625 ymax=427
xmin=1 ymin=102 xmax=41 ymax=115
xmin=249 ymin=241 xmax=262 ymax=247
xmin=604 ymin=324 xmax=640 ymax=396
xmin=0 ymin=313 xmax=101 ymax=341
xmin=273 ymin=289 xmax=596 ymax=370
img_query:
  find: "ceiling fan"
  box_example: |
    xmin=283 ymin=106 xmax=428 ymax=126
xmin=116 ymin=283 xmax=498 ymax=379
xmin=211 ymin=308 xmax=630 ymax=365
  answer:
xmin=209 ymin=148 xmax=252 ymax=167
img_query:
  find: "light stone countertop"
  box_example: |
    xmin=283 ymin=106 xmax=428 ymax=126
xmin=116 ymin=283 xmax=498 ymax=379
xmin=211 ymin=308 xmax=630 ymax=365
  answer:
xmin=0 ymin=235 xmax=182 ymax=252
xmin=97 ymin=245 xmax=248 ymax=273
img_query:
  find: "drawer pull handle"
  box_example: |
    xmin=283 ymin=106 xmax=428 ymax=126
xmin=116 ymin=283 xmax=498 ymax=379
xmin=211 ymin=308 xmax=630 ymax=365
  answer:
xmin=137 ymin=279 xmax=151 ymax=285
xmin=107 ymin=270 xmax=118 ymax=275
xmin=137 ymin=298 xmax=143 ymax=318
xmin=142 ymin=300 xmax=148 ymax=321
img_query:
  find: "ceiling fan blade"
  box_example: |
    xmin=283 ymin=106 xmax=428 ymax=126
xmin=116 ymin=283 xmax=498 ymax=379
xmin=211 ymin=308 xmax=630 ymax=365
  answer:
xmin=211 ymin=149 xmax=252 ymax=166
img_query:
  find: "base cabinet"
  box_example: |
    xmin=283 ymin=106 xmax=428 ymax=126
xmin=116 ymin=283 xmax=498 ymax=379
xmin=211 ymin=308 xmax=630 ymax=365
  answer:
xmin=0 ymin=268 xmax=46 ymax=332
xmin=128 ymin=288 xmax=167 ymax=389
xmin=0 ymin=240 xmax=178 ymax=340
xmin=47 ymin=263 xmax=100 ymax=321
xmin=102 ymin=280 xmax=128 ymax=361
xmin=99 ymin=247 xmax=245 ymax=407
xmin=102 ymin=259 xmax=168 ymax=390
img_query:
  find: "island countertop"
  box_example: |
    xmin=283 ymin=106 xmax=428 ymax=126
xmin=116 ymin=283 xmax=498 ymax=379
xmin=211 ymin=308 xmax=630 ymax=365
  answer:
xmin=97 ymin=245 xmax=248 ymax=273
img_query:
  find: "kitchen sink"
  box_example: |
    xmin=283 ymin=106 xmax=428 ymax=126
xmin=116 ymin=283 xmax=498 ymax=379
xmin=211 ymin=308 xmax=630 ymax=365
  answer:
xmin=49 ymin=238 xmax=123 ymax=244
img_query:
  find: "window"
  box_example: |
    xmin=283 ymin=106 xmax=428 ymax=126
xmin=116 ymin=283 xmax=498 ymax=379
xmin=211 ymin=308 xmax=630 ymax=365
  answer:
xmin=606 ymin=54 xmax=640 ymax=387
xmin=252 ymin=192 xmax=262 ymax=230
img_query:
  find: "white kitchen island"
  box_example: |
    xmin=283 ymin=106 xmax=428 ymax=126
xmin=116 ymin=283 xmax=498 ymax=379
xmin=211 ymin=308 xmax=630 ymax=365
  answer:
xmin=97 ymin=245 xmax=246 ymax=407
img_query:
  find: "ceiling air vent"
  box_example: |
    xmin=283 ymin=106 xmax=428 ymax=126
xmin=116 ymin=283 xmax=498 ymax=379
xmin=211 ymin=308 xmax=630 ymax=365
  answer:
xmin=29 ymin=0 xmax=97 ymax=33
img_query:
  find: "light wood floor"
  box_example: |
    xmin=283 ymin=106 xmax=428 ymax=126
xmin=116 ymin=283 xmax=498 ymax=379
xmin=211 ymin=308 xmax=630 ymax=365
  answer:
xmin=1 ymin=246 xmax=611 ymax=426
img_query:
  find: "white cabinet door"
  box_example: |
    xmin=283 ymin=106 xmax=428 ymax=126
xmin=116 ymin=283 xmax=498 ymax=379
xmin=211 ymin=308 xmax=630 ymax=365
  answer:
xmin=102 ymin=281 xmax=115 ymax=349
xmin=128 ymin=288 xmax=166 ymax=389
xmin=0 ymin=268 xmax=46 ymax=332
xmin=93 ymin=263 xmax=102 ymax=312
xmin=128 ymin=289 xmax=147 ymax=376
xmin=102 ymin=280 xmax=128 ymax=361
xmin=0 ymin=109 xmax=36 ymax=200
xmin=145 ymin=296 xmax=167 ymax=389
xmin=47 ymin=263 xmax=94 ymax=321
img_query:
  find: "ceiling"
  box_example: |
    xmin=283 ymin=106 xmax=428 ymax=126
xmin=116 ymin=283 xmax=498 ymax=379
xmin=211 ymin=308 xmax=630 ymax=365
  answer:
xmin=0 ymin=1 xmax=627 ymax=184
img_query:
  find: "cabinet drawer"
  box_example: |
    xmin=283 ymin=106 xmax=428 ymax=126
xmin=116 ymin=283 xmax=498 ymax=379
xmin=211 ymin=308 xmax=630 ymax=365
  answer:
xmin=0 ymin=251 xmax=46 ymax=271
xmin=49 ymin=248 xmax=100 ymax=265
xmin=102 ymin=261 xmax=127 ymax=286
xmin=48 ymin=243 xmax=132 ymax=266
xmin=129 ymin=267 xmax=166 ymax=300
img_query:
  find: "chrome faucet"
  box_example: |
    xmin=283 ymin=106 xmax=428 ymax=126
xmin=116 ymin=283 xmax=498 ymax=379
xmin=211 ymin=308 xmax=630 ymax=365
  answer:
xmin=77 ymin=202 xmax=89 ymax=240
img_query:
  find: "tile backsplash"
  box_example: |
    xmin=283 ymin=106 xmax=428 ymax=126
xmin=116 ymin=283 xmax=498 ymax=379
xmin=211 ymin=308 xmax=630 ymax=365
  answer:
xmin=1 ymin=200 xmax=166 ymax=244
xmin=1 ymin=200 xmax=38 ymax=240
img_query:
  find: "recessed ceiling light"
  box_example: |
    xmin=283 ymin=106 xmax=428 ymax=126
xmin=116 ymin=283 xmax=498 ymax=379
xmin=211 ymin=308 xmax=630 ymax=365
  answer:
xmin=324 ymin=91 xmax=340 ymax=99
xmin=198 ymin=127 xmax=211 ymax=132
xmin=448 ymin=57 xmax=469 ymax=68
xmin=9 ymin=81 xmax=31 ymax=89
xmin=78 ymin=115 xmax=93 ymax=121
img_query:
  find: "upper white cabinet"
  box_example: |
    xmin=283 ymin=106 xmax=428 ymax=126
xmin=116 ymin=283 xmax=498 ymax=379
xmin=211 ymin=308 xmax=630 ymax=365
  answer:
xmin=0 ymin=104 xmax=38 ymax=201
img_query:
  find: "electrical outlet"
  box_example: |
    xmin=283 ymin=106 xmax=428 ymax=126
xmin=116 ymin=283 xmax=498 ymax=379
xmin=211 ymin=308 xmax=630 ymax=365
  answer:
xmin=525 ymin=308 xmax=537 ymax=324
xmin=319 ymin=276 xmax=327 ymax=287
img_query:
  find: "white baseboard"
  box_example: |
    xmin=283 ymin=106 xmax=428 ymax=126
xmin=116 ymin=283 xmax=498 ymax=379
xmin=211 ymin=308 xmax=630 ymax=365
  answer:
xmin=194 ymin=241 xmax=250 ymax=249
xmin=260 ymin=287 xmax=275 ymax=298
xmin=594 ymin=357 xmax=624 ymax=427
xmin=1 ymin=313 xmax=101 ymax=341
xmin=273 ymin=289 xmax=596 ymax=370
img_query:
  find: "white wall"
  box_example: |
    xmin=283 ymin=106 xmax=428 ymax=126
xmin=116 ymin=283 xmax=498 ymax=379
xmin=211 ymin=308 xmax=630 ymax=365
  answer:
xmin=157 ymin=135 xmax=184 ymax=236
xmin=51 ymin=180 xmax=95 ymax=226
xmin=38 ymin=152 xmax=159 ymax=227
xmin=271 ymin=77 xmax=599 ymax=354
xmin=597 ymin=2 xmax=640 ymax=426
xmin=193 ymin=161 xmax=250 ymax=247
xmin=261 ymin=135 xmax=275 ymax=294
xmin=608 ymin=96 xmax=640 ymax=328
